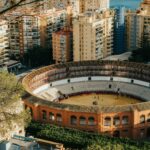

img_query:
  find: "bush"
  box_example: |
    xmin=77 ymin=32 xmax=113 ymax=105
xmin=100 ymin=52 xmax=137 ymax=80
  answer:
xmin=26 ymin=121 xmax=150 ymax=149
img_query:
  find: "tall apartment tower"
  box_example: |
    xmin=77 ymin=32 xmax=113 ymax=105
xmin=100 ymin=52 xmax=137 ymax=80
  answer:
xmin=9 ymin=15 xmax=40 ymax=57
xmin=8 ymin=8 xmax=67 ymax=58
xmin=73 ymin=10 xmax=114 ymax=61
xmin=52 ymin=28 xmax=73 ymax=63
xmin=114 ymin=6 xmax=126 ymax=54
xmin=78 ymin=0 xmax=110 ymax=13
xmin=0 ymin=19 xmax=9 ymax=67
xmin=125 ymin=0 xmax=150 ymax=51
xmin=39 ymin=9 xmax=67 ymax=49
xmin=49 ymin=0 xmax=109 ymax=14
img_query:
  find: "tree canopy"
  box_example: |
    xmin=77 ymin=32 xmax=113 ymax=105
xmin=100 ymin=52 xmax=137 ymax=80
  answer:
xmin=26 ymin=121 xmax=150 ymax=150
xmin=21 ymin=46 xmax=54 ymax=67
xmin=129 ymin=39 xmax=150 ymax=63
xmin=0 ymin=71 xmax=31 ymax=139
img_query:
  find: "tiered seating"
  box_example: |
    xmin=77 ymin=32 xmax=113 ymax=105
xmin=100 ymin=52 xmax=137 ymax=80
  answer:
xmin=47 ymin=81 xmax=150 ymax=102
xmin=39 ymin=88 xmax=61 ymax=101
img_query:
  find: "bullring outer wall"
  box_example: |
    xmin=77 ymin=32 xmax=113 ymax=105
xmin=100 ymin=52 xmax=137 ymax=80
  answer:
xmin=22 ymin=61 xmax=150 ymax=139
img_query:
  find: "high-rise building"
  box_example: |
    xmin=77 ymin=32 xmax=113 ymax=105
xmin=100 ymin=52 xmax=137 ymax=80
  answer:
xmin=49 ymin=0 xmax=110 ymax=15
xmin=9 ymin=15 xmax=41 ymax=57
xmin=73 ymin=9 xmax=114 ymax=61
xmin=52 ymin=27 xmax=73 ymax=63
xmin=78 ymin=0 xmax=110 ymax=13
xmin=114 ymin=6 xmax=126 ymax=54
xmin=39 ymin=9 xmax=67 ymax=49
xmin=7 ymin=8 xmax=68 ymax=57
xmin=83 ymin=0 xmax=110 ymax=12
xmin=0 ymin=19 xmax=9 ymax=67
xmin=125 ymin=0 xmax=150 ymax=51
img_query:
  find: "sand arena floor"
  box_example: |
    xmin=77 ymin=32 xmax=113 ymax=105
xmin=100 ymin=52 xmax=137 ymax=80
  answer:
xmin=60 ymin=93 xmax=142 ymax=106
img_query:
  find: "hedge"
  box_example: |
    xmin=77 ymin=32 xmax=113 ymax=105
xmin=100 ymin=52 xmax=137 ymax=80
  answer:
xmin=26 ymin=121 xmax=150 ymax=149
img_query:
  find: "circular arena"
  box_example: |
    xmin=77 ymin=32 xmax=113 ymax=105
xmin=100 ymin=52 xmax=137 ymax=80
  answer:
xmin=22 ymin=61 xmax=150 ymax=139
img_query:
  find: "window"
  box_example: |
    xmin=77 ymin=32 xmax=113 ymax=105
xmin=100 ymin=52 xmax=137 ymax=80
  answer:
xmin=79 ymin=116 xmax=86 ymax=125
xmin=70 ymin=115 xmax=77 ymax=125
xmin=109 ymin=84 xmax=112 ymax=89
xmin=122 ymin=116 xmax=129 ymax=125
xmin=42 ymin=110 xmax=47 ymax=120
xmin=56 ymin=114 xmax=62 ymax=122
xmin=110 ymin=77 xmax=113 ymax=81
xmin=140 ymin=115 xmax=145 ymax=124
xmin=131 ymin=79 xmax=134 ymax=84
xmin=49 ymin=112 xmax=55 ymax=121
xmin=104 ymin=117 xmax=111 ymax=126
xmin=88 ymin=77 xmax=91 ymax=81
xmin=113 ymin=116 xmax=120 ymax=126
xmin=88 ymin=117 xmax=95 ymax=126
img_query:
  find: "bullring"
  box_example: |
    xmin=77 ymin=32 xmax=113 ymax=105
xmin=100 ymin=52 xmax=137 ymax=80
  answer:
xmin=22 ymin=61 xmax=150 ymax=139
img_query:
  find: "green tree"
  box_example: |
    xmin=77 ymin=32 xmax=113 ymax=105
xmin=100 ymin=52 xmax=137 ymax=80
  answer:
xmin=26 ymin=122 xmax=150 ymax=149
xmin=0 ymin=71 xmax=31 ymax=138
xmin=129 ymin=38 xmax=150 ymax=63
xmin=22 ymin=46 xmax=54 ymax=67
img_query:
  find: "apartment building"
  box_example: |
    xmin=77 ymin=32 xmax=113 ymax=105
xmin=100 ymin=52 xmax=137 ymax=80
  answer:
xmin=80 ymin=0 xmax=110 ymax=13
xmin=114 ymin=6 xmax=126 ymax=54
xmin=125 ymin=0 xmax=150 ymax=51
xmin=19 ymin=0 xmax=47 ymax=12
xmin=0 ymin=19 xmax=9 ymax=67
xmin=49 ymin=0 xmax=109 ymax=15
xmin=8 ymin=8 xmax=68 ymax=57
xmin=0 ymin=0 xmax=4 ymax=8
xmin=52 ymin=27 xmax=72 ymax=63
xmin=9 ymin=15 xmax=40 ymax=57
xmin=73 ymin=9 xmax=114 ymax=61
xmin=39 ymin=9 xmax=67 ymax=49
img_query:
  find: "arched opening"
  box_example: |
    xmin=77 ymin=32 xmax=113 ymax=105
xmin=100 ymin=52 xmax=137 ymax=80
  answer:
xmin=42 ymin=110 xmax=47 ymax=120
xmin=113 ymin=130 xmax=120 ymax=138
xmin=56 ymin=114 xmax=62 ymax=122
xmin=79 ymin=116 xmax=86 ymax=125
xmin=113 ymin=116 xmax=120 ymax=126
xmin=140 ymin=115 xmax=145 ymax=124
xmin=70 ymin=115 xmax=77 ymax=125
xmin=122 ymin=116 xmax=129 ymax=125
xmin=147 ymin=113 xmax=150 ymax=123
xmin=88 ymin=117 xmax=95 ymax=126
xmin=104 ymin=117 xmax=111 ymax=126
xmin=49 ymin=112 xmax=55 ymax=121
xmin=147 ymin=127 xmax=150 ymax=138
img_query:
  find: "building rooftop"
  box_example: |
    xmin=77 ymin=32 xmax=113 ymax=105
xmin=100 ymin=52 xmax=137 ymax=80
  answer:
xmin=103 ymin=52 xmax=131 ymax=61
